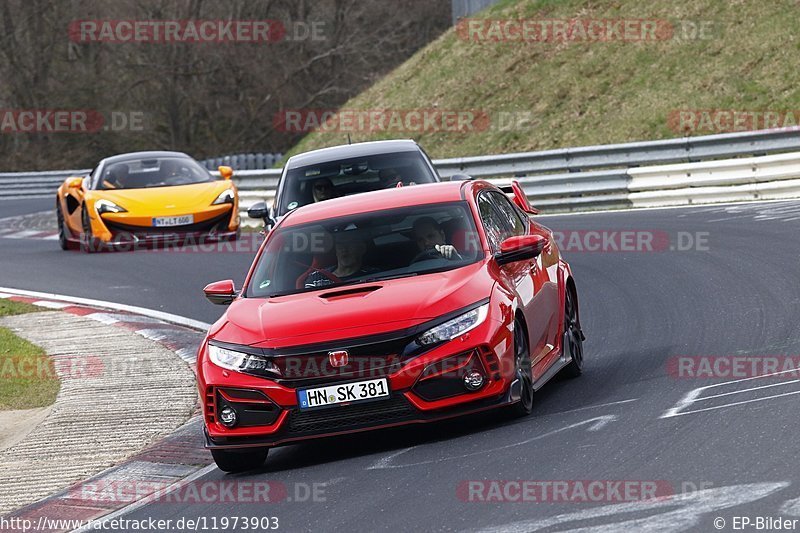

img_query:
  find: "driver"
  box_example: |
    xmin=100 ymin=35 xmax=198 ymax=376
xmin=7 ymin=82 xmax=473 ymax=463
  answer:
xmin=304 ymin=229 xmax=376 ymax=288
xmin=312 ymin=178 xmax=339 ymax=203
xmin=380 ymin=168 xmax=416 ymax=188
xmin=104 ymin=163 xmax=129 ymax=189
xmin=161 ymin=159 xmax=184 ymax=178
xmin=412 ymin=217 xmax=461 ymax=261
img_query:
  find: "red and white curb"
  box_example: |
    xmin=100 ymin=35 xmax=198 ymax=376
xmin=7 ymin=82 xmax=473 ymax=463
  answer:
xmin=0 ymin=289 xmax=216 ymax=532
xmin=0 ymin=211 xmax=57 ymax=241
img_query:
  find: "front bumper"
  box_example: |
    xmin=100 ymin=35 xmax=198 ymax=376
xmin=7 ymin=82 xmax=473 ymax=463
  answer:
xmin=203 ymin=389 xmax=512 ymax=450
xmin=200 ymin=305 xmax=517 ymax=450
xmin=90 ymin=207 xmax=240 ymax=248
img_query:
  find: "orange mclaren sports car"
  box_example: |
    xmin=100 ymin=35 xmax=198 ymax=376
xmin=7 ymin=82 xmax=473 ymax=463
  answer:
xmin=55 ymin=151 xmax=240 ymax=252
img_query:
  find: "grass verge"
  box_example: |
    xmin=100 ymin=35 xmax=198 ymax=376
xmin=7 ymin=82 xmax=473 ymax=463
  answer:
xmin=0 ymin=299 xmax=59 ymax=410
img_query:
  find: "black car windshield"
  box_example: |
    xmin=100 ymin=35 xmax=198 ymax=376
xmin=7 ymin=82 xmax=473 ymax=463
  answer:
xmin=276 ymin=151 xmax=437 ymax=216
xmin=247 ymin=202 xmax=483 ymax=298
xmin=97 ymin=157 xmax=215 ymax=190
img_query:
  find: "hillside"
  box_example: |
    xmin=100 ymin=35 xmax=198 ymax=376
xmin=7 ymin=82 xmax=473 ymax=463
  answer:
xmin=286 ymin=0 xmax=800 ymax=159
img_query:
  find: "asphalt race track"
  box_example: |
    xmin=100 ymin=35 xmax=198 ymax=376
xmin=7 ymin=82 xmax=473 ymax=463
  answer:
xmin=3 ymin=197 xmax=800 ymax=531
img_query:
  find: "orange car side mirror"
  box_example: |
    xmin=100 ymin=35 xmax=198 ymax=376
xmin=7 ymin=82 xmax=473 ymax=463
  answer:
xmin=66 ymin=177 xmax=83 ymax=189
xmin=218 ymin=166 xmax=234 ymax=180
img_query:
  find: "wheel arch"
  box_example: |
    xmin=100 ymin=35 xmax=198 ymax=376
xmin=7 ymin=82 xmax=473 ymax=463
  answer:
xmin=565 ymin=275 xmax=581 ymax=330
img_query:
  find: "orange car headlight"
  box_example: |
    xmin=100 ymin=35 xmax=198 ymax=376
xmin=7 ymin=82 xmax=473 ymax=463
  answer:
xmin=95 ymin=199 xmax=127 ymax=215
xmin=212 ymin=188 xmax=235 ymax=205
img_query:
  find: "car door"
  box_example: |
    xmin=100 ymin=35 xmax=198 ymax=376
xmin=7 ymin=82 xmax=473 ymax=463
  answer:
xmin=493 ymin=192 xmax=561 ymax=380
xmin=64 ymin=171 xmax=93 ymax=234
xmin=477 ymin=191 xmax=556 ymax=381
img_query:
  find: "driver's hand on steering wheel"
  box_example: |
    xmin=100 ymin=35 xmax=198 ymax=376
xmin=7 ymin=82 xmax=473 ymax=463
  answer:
xmin=435 ymin=244 xmax=461 ymax=260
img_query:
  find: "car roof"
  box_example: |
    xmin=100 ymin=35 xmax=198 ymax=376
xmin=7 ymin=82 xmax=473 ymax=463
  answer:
xmin=286 ymin=140 xmax=421 ymax=169
xmin=280 ymin=181 xmax=471 ymax=227
xmin=100 ymin=151 xmax=192 ymax=165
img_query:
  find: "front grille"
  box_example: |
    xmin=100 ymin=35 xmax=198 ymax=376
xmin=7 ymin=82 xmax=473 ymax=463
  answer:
xmin=286 ymin=395 xmax=417 ymax=436
xmin=104 ymin=212 xmax=230 ymax=237
xmin=274 ymin=353 xmax=404 ymax=388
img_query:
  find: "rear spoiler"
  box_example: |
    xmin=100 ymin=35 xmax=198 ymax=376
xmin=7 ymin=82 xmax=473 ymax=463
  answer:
xmin=451 ymin=175 xmax=539 ymax=215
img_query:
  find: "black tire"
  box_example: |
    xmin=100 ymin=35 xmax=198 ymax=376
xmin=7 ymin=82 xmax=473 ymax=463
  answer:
xmin=56 ymin=203 xmax=70 ymax=251
xmin=81 ymin=208 xmax=98 ymax=253
xmin=561 ymin=288 xmax=584 ymax=378
xmin=508 ymin=317 xmax=534 ymax=417
xmin=211 ymin=448 xmax=269 ymax=473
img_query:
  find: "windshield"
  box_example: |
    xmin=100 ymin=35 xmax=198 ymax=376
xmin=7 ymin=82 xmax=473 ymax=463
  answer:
xmin=97 ymin=157 xmax=215 ymax=190
xmin=276 ymin=150 xmax=437 ymax=216
xmin=247 ymin=202 xmax=483 ymax=298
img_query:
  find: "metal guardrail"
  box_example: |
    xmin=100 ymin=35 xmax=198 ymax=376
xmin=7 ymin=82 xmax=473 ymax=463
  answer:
xmin=200 ymin=152 xmax=282 ymax=171
xmin=627 ymin=152 xmax=800 ymax=209
xmin=433 ymin=127 xmax=800 ymax=178
xmin=2 ymin=128 xmax=800 ymax=213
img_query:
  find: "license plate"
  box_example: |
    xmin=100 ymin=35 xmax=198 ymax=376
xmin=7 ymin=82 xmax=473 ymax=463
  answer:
xmin=152 ymin=215 xmax=193 ymax=227
xmin=297 ymin=378 xmax=389 ymax=409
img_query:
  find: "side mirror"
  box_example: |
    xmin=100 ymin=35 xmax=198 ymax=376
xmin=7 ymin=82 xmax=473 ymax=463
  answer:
xmin=247 ymin=201 xmax=269 ymax=219
xmin=66 ymin=177 xmax=84 ymax=189
xmin=218 ymin=166 xmax=234 ymax=180
xmin=495 ymin=235 xmax=547 ymax=266
xmin=203 ymin=279 xmax=237 ymax=305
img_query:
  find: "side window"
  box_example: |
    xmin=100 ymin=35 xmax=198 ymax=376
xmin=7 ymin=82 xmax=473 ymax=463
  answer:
xmin=489 ymin=192 xmax=527 ymax=237
xmin=477 ymin=192 xmax=513 ymax=253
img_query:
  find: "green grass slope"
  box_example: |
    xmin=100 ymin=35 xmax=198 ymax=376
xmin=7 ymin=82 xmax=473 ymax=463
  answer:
xmin=286 ymin=0 xmax=800 ymax=159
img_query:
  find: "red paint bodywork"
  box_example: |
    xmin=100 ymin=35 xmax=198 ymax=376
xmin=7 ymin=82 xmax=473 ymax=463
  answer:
xmin=198 ymin=180 xmax=580 ymax=449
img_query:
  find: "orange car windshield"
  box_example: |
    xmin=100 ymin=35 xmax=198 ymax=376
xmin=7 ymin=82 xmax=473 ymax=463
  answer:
xmin=98 ymin=157 xmax=215 ymax=190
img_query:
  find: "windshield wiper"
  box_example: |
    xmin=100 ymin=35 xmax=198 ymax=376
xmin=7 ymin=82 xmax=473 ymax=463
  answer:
xmin=268 ymin=278 xmax=365 ymax=298
xmin=356 ymin=272 xmax=418 ymax=283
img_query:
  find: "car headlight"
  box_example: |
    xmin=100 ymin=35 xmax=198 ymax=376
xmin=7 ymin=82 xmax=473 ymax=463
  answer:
xmin=208 ymin=344 xmax=280 ymax=375
xmin=417 ymin=303 xmax=489 ymax=346
xmin=212 ymin=188 xmax=235 ymax=205
xmin=95 ymin=199 xmax=127 ymax=215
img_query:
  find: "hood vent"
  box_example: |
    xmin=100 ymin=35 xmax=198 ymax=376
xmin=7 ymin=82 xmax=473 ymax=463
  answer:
xmin=319 ymin=285 xmax=381 ymax=300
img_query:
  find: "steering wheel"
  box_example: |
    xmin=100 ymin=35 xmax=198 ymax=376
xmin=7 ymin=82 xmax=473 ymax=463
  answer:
xmin=410 ymin=248 xmax=443 ymax=264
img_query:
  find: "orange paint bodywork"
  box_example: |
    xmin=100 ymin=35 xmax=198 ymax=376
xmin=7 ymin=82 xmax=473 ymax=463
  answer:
xmin=56 ymin=178 xmax=239 ymax=244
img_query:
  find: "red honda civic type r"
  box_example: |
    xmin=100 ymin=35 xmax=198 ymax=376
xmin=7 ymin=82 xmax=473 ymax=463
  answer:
xmin=198 ymin=180 xmax=584 ymax=472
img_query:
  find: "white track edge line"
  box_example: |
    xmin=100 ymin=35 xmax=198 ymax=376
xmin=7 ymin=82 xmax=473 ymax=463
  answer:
xmin=0 ymin=286 xmax=211 ymax=331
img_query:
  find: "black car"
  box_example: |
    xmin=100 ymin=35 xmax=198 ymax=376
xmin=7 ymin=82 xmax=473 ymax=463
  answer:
xmin=248 ymin=140 xmax=441 ymax=226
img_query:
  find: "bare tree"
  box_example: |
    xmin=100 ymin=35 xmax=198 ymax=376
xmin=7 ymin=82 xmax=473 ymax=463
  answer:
xmin=0 ymin=0 xmax=450 ymax=170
